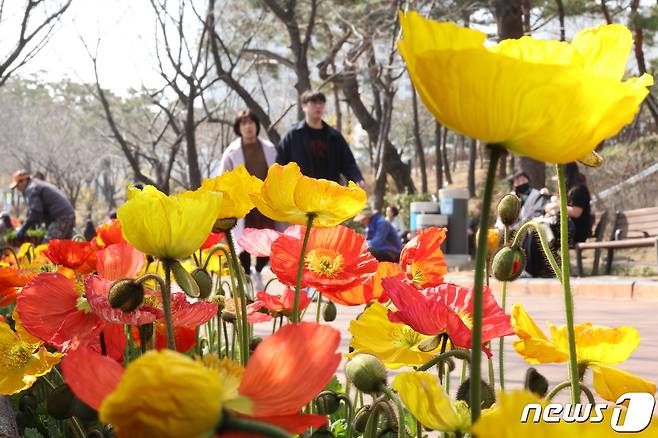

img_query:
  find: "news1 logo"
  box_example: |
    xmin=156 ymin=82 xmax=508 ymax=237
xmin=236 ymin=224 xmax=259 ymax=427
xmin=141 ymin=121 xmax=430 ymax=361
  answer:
xmin=521 ymin=392 xmax=656 ymax=432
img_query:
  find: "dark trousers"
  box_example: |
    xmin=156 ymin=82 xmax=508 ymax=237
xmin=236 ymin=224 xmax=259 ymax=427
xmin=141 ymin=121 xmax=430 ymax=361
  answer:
xmin=369 ymin=248 xmax=400 ymax=263
xmin=239 ymin=251 xmax=269 ymax=274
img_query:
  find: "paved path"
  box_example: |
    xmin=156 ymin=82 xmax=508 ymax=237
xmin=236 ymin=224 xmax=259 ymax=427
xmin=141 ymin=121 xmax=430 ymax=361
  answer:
xmin=254 ymin=286 xmax=658 ymax=401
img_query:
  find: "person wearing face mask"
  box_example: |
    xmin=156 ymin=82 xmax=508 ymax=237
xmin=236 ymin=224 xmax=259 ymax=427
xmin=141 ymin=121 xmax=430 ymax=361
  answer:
xmin=508 ymin=171 xmax=549 ymax=224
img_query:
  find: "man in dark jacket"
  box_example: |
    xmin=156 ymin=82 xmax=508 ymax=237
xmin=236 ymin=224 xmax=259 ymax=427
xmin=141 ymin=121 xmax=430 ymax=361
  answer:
xmin=356 ymin=206 xmax=403 ymax=262
xmin=10 ymin=170 xmax=76 ymax=241
xmin=276 ymin=90 xmax=365 ymax=186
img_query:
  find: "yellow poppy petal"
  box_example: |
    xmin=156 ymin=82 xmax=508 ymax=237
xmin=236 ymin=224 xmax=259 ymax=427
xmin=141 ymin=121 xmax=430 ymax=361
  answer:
xmin=549 ymin=323 xmax=640 ymax=365
xmin=348 ymin=302 xmax=439 ymax=369
xmin=511 ymin=304 xmax=568 ymax=364
xmin=398 ymin=12 xmax=651 ymax=164
xmin=590 ymin=364 xmax=656 ymax=403
xmin=100 ymin=350 xmax=222 ymax=438
xmin=392 ymin=371 xmax=469 ymax=433
xmin=199 ymin=165 xmax=263 ymax=219
xmin=511 ymin=304 xmax=550 ymax=341
xmin=571 ymin=24 xmax=632 ymax=80
xmin=294 ymin=179 xmax=366 ymax=227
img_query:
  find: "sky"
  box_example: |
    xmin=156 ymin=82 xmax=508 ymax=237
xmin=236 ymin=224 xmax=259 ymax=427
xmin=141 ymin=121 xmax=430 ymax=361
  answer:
xmin=11 ymin=0 xmax=162 ymax=93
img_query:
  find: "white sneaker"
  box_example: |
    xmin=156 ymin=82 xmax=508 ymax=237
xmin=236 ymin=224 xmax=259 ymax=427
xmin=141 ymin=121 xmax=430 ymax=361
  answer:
xmin=251 ymin=271 xmax=264 ymax=291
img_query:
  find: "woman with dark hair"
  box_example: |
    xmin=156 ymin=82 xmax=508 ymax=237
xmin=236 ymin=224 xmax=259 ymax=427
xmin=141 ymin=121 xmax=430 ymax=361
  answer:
xmin=544 ymin=162 xmax=592 ymax=244
xmin=218 ymin=109 xmax=278 ymax=290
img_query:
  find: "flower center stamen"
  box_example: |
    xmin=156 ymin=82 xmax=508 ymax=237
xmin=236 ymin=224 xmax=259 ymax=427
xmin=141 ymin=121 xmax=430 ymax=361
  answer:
xmin=305 ymin=249 xmax=344 ymax=277
xmin=2 ymin=342 xmax=32 ymax=369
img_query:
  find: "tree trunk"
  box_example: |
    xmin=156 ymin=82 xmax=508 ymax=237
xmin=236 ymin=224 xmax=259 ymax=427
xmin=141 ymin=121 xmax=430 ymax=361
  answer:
xmin=630 ymin=0 xmax=658 ymax=127
xmin=185 ymin=85 xmax=202 ymax=189
xmin=601 ymin=0 xmax=613 ymax=24
xmin=555 ymin=0 xmax=566 ymax=40
xmin=495 ymin=0 xmax=545 ymax=188
xmin=468 ymin=138 xmax=477 ymax=197
xmin=411 ymin=81 xmax=428 ymax=193
xmin=522 ymin=0 xmax=531 ymax=33
xmin=435 ymin=122 xmax=443 ymax=190
xmin=333 ymin=81 xmax=342 ymax=132
xmin=442 ymin=126 xmax=452 ymax=184
xmin=498 ymin=151 xmax=508 ymax=178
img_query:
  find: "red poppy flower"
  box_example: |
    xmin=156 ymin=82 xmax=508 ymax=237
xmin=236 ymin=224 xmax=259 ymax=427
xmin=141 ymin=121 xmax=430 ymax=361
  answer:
xmin=44 ymin=240 xmax=96 ymax=273
xmin=382 ymin=276 xmax=472 ymax=349
xmin=427 ymin=282 xmax=514 ymax=344
xmin=238 ymin=322 xmax=341 ymax=432
xmin=201 ymin=232 xmax=225 ymax=250
xmin=271 ymin=226 xmax=377 ymax=294
xmin=95 ymin=219 xmax=124 ymax=248
xmin=322 ymin=261 xmax=401 ymax=306
xmin=399 ymin=227 xmax=448 ymax=288
xmin=96 ymin=242 xmax=145 ymax=281
xmin=0 ymin=267 xmax=36 ymax=306
xmin=223 ymin=298 xmax=272 ymax=324
xmin=130 ymin=323 xmax=198 ymax=353
xmin=63 ymin=322 xmax=341 ymax=435
xmin=238 ymin=226 xmax=302 ymax=257
xmin=85 ymin=275 xmax=161 ymax=325
xmin=256 ymin=288 xmax=310 ymax=316
xmin=17 ymin=273 xmax=103 ymax=348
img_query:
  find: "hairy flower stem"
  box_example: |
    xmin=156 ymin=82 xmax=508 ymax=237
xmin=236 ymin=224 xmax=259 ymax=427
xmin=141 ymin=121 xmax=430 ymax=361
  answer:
xmin=292 ymin=214 xmax=315 ymax=323
xmin=380 ymin=386 xmax=406 ymax=438
xmin=470 ymin=145 xmax=503 ymax=421
xmin=498 ymin=226 xmax=509 ymax=390
xmin=511 ymin=221 xmax=562 ymax=281
xmin=557 ymin=164 xmax=580 ymax=403
xmin=161 ymin=259 xmax=177 ymax=350
xmin=226 ymin=233 xmax=250 ymax=365
xmin=546 ymin=380 xmax=595 ymax=405
xmin=416 ymin=349 xmax=471 ymax=371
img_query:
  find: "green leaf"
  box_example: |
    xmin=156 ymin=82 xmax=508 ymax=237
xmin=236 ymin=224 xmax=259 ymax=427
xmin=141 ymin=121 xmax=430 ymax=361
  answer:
xmin=331 ymin=419 xmax=348 ymax=438
xmin=23 ymin=428 xmax=44 ymax=438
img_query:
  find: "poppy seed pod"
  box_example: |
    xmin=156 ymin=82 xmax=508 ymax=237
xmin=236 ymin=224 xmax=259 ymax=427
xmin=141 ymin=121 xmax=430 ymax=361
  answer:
xmin=524 ymin=367 xmax=549 ymax=398
xmin=191 ymin=268 xmax=213 ymax=299
xmin=47 ymin=383 xmax=74 ymax=420
xmin=497 ymin=194 xmax=521 ymax=226
xmin=323 ymin=301 xmax=337 ymax=322
xmin=213 ymin=217 xmax=237 ymax=232
xmin=456 ymin=378 xmax=496 ymax=409
xmin=345 ymin=354 xmax=387 ymax=394
xmin=108 ymin=279 xmax=145 ymax=312
xmin=492 ymin=245 xmax=526 ymax=281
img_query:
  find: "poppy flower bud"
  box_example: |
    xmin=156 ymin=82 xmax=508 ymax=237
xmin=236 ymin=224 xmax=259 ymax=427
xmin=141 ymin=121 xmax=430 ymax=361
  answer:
xmin=108 ymin=279 xmax=145 ymax=312
xmin=171 ymin=260 xmax=200 ymax=298
xmin=353 ymin=405 xmax=372 ymax=433
xmin=249 ymin=337 xmax=262 ymax=352
xmin=315 ymin=391 xmax=341 ymax=415
xmin=323 ymin=301 xmax=337 ymax=322
xmin=47 ymin=383 xmax=74 ymax=420
xmin=222 ymin=311 xmax=236 ymax=323
xmin=456 ymin=378 xmax=495 ymax=409
xmin=191 ymin=268 xmax=213 ymax=299
xmin=492 ymin=245 xmax=526 ymax=281
xmin=524 ymin=367 xmax=549 ymax=398
xmin=497 ymin=194 xmax=521 ymax=226
xmin=345 ymin=354 xmax=387 ymax=394
xmin=213 ymin=217 xmax=237 ymax=232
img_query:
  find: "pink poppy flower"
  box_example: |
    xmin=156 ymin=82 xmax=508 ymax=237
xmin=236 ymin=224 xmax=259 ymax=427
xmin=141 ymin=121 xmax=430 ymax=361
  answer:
xmin=96 ymin=242 xmax=145 ymax=281
xmin=238 ymin=226 xmax=302 ymax=257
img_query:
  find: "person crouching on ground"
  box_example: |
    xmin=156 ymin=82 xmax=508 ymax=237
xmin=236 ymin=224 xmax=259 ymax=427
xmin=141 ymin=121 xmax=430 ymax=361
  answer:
xmin=356 ymin=206 xmax=403 ymax=262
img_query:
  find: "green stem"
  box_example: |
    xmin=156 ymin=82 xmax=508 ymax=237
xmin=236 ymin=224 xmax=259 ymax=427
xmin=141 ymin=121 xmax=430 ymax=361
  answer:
xmin=498 ymin=226 xmax=509 ymax=391
xmin=415 ymin=349 xmax=471 ymax=371
xmin=546 ymin=380 xmax=595 ymax=405
xmin=315 ymin=292 xmax=323 ymax=322
xmin=220 ymin=415 xmax=291 ymax=438
xmin=337 ymin=394 xmax=355 ymax=438
xmin=511 ymin=221 xmax=562 ymax=282
xmin=293 ymin=215 xmax=315 ymax=323
xmin=557 ymin=163 xmax=580 ymax=404
xmin=380 ymin=386 xmax=406 ymax=438
xmin=487 ymin=344 xmax=495 ymax=392
xmin=226 ymin=233 xmax=250 ymax=366
xmin=68 ymin=416 xmax=86 ymax=438
xmin=470 ymin=145 xmax=503 ymax=422
xmin=161 ymin=259 xmax=177 ymax=350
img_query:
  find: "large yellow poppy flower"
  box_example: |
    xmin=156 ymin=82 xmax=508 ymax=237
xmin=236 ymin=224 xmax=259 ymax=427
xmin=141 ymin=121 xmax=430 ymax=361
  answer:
xmin=511 ymin=304 xmax=656 ymax=402
xmin=398 ymin=12 xmax=652 ymax=164
xmin=250 ymin=163 xmax=366 ymax=227
xmin=471 ymin=391 xmax=658 ymax=437
xmin=0 ymin=317 xmax=62 ymax=395
xmin=100 ymin=350 xmax=223 ymax=438
xmin=348 ymin=302 xmax=442 ymax=369
xmin=197 ymin=165 xmax=263 ymax=220
xmin=118 ymin=186 xmax=222 ymax=260
xmin=393 ymin=371 xmax=470 ymax=433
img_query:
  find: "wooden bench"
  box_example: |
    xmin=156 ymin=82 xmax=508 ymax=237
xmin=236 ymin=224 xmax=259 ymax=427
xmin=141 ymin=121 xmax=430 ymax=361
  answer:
xmin=575 ymin=206 xmax=658 ymax=276
xmin=575 ymin=210 xmax=608 ymax=276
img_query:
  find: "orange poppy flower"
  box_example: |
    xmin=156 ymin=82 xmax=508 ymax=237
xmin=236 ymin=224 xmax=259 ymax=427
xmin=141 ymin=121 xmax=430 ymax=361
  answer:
xmin=63 ymin=322 xmax=341 ymax=435
xmin=96 ymin=242 xmax=145 ymax=281
xmin=271 ymin=225 xmax=378 ymax=294
xmin=0 ymin=267 xmax=36 ymax=306
xmin=44 ymin=240 xmax=96 ymax=273
xmin=200 ymin=232 xmax=224 ymax=250
xmin=95 ymin=219 xmax=124 ymax=248
xmin=400 ymin=227 xmax=448 ymax=288
xmin=323 ymin=261 xmax=402 ymax=306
